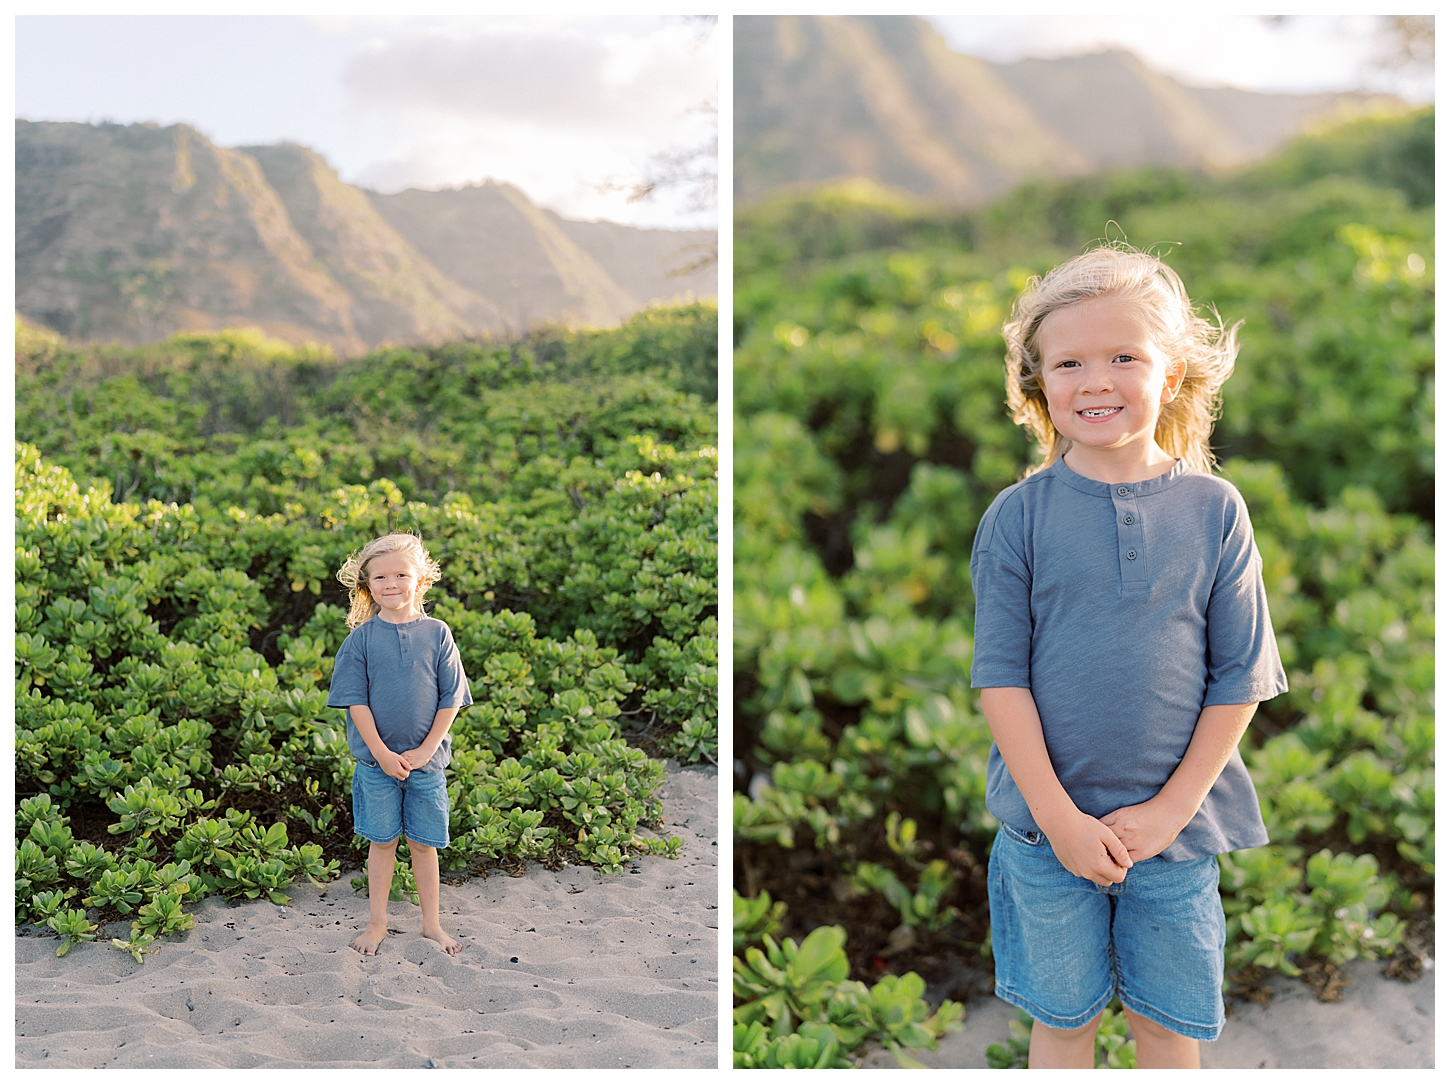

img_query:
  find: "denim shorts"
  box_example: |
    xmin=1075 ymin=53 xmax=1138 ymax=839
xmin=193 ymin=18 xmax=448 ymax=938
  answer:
xmin=351 ymin=761 xmax=450 ymax=849
xmin=987 ymin=822 xmax=1225 ymax=1041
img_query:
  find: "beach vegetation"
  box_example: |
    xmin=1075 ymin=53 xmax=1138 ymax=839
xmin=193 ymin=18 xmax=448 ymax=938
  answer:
xmin=47 ymin=909 xmax=100 ymax=957
xmin=1091 ymin=1002 xmax=1138 ymax=1069
xmin=734 ymin=1020 xmax=854 ymax=1068
xmin=984 ymin=1009 xmax=1034 ymax=1068
xmin=14 ymin=303 xmax=717 ymax=953
xmin=734 ymin=888 xmax=787 ymax=949
xmin=732 ymin=892 xmax=964 ymax=1067
xmin=110 ymin=931 xmax=157 ymax=963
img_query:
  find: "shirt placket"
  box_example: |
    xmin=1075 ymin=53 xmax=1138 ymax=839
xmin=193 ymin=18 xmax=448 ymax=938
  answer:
xmin=1111 ymin=483 xmax=1148 ymax=588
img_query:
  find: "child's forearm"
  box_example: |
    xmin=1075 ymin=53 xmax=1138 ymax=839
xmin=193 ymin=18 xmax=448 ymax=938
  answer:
xmin=980 ymin=686 xmax=1132 ymax=884
xmin=979 ymin=687 xmax=1082 ymax=833
xmin=1153 ymin=702 xmax=1260 ymax=829
xmin=347 ymin=704 xmax=394 ymax=760
xmin=412 ymin=706 xmax=461 ymax=760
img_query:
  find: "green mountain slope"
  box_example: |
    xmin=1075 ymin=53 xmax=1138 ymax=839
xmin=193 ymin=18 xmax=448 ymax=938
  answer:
xmin=243 ymin=143 xmax=503 ymax=345
xmin=16 ymin=120 xmax=717 ymax=354
xmin=550 ymin=213 xmax=717 ymax=311
xmin=16 ymin=120 xmax=366 ymax=351
xmin=735 ymin=15 xmax=1406 ymax=207
xmin=369 ymin=181 xmax=636 ymax=332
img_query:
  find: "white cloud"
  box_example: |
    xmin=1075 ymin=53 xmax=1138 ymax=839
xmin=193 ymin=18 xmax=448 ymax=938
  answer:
xmin=334 ymin=19 xmax=716 ymax=225
xmin=926 ymin=13 xmax=1429 ymax=101
xmin=337 ymin=19 xmax=711 ymax=132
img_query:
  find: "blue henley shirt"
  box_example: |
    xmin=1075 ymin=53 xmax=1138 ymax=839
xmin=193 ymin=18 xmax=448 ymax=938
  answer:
xmin=327 ymin=615 xmax=473 ymax=774
xmin=969 ymin=457 xmax=1287 ymax=860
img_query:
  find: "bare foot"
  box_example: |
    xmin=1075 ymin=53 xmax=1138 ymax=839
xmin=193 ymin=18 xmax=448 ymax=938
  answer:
xmin=422 ymin=924 xmax=462 ymax=955
xmin=350 ymin=921 xmax=388 ymax=956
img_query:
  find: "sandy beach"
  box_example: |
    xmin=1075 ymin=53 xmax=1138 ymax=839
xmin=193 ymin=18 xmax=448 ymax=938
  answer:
xmin=16 ymin=764 xmax=719 ymax=1069
xmin=857 ymin=956 xmax=1434 ymax=1069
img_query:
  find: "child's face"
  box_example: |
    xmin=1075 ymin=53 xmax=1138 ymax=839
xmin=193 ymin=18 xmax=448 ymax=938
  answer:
xmin=1037 ymin=295 xmax=1186 ymax=470
xmin=366 ymin=551 xmax=422 ymax=622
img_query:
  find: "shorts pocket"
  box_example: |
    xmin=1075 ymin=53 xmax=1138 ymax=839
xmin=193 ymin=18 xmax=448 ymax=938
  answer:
xmin=1000 ymin=822 xmax=1047 ymax=846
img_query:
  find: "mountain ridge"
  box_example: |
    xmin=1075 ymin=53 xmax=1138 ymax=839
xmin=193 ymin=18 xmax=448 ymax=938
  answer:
xmin=735 ymin=15 xmax=1407 ymax=207
xmin=15 ymin=119 xmax=714 ymax=355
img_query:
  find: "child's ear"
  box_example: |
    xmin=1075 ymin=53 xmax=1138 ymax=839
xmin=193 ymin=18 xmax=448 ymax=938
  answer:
xmin=1161 ymin=360 xmax=1188 ymax=403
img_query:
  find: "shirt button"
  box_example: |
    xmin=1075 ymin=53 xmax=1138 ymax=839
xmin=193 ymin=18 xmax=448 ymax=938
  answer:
xmin=1117 ymin=486 xmax=1130 ymax=496
xmin=1126 ymin=550 xmax=1137 ymax=560
xmin=1123 ymin=514 xmax=1133 ymax=525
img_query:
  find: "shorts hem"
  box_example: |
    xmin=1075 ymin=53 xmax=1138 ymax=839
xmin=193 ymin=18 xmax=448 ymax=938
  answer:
xmin=351 ymin=829 xmax=449 ymax=850
xmin=354 ymin=828 xmax=400 ymax=846
xmin=995 ymin=984 xmax=1114 ymax=1031
xmin=1118 ymin=991 xmax=1223 ymax=1041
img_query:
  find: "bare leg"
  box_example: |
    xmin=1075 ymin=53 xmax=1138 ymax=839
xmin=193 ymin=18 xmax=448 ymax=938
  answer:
xmin=1028 ymin=1012 xmax=1100 ymax=1069
xmin=409 ymin=840 xmax=461 ymax=954
xmin=349 ymin=839 xmax=398 ymax=955
xmin=1123 ymin=1007 xmax=1200 ymax=1068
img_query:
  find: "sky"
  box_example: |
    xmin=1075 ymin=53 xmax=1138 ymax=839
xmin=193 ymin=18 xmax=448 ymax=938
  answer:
xmin=13 ymin=13 xmax=1429 ymax=230
xmin=925 ymin=13 xmax=1434 ymax=103
xmin=15 ymin=14 xmax=717 ymax=229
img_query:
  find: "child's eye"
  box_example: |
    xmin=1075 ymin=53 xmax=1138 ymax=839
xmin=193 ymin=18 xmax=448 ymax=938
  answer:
xmin=1114 ymin=353 xmax=1135 ymax=363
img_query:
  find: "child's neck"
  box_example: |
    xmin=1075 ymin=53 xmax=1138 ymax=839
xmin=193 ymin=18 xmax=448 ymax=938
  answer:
xmin=1061 ymin=441 xmax=1178 ymax=485
xmin=376 ymin=607 xmax=422 ymax=624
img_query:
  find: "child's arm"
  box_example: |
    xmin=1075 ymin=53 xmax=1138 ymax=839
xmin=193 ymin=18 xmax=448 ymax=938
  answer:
xmin=349 ymin=704 xmax=411 ymax=781
xmin=399 ymin=706 xmax=462 ymax=771
xmin=980 ymin=687 xmax=1133 ymax=886
xmin=1101 ymin=701 xmax=1259 ymax=861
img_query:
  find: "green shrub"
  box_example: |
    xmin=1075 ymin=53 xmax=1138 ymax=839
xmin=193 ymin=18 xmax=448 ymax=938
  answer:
xmin=731 ymin=895 xmax=964 ymax=1069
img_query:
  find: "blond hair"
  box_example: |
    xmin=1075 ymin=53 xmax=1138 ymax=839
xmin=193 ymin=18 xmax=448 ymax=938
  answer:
xmin=336 ymin=533 xmax=442 ymax=628
xmin=1000 ymin=245 xmax=1241 ymax=475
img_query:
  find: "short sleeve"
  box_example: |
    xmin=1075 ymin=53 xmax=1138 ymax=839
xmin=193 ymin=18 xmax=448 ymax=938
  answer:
xmin=435 ymin=624 xmax=474 ymax=709
xmin=1202 ymin=497 xmax=1289 ymax=706
xmin=969 ymin=499 xmax=1033 ymax=689
xmin=326 ymin=629 xmax=370 ymax=708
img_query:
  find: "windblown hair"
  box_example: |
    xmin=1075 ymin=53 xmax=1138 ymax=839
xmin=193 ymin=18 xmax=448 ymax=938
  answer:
xmin=1000 ymin=245 xmax=1242 ymax=475
xmin=336 ymin=533 xmax=442 ymax=628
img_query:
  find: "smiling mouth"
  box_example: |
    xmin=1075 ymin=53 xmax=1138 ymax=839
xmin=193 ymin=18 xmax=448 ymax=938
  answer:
xmin=1078 ymin=407 xmax=1122 ymax=418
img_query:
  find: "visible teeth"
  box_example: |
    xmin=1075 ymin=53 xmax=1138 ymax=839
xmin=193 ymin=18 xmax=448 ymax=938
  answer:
xmin=1080 ymin=407 xmax=1119 ymax=416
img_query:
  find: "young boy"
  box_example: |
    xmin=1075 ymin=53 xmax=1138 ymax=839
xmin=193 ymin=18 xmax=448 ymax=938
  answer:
xmin=328 ymin=534 xmax=473 ymax=956
xmin=972 ymin=248 xmax=1287 ymax=1067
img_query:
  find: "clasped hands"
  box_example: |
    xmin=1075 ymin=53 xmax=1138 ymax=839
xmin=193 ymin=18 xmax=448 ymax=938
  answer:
xmin=376 ymin=745 xmax=436 ymax=780
xmin=1043 ymin=797 xmax=1188 ymax=887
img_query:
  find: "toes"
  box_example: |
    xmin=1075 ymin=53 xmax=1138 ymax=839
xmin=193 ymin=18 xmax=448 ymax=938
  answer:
xmin=349 ymin=936 xmax=383 ymax=956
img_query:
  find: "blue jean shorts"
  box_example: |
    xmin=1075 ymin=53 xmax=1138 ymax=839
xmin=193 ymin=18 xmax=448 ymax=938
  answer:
xmin=987 ymin=822 xmax=1226 ymax=1041
xmin=351 ymin=761 xmax=450 ymax=850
